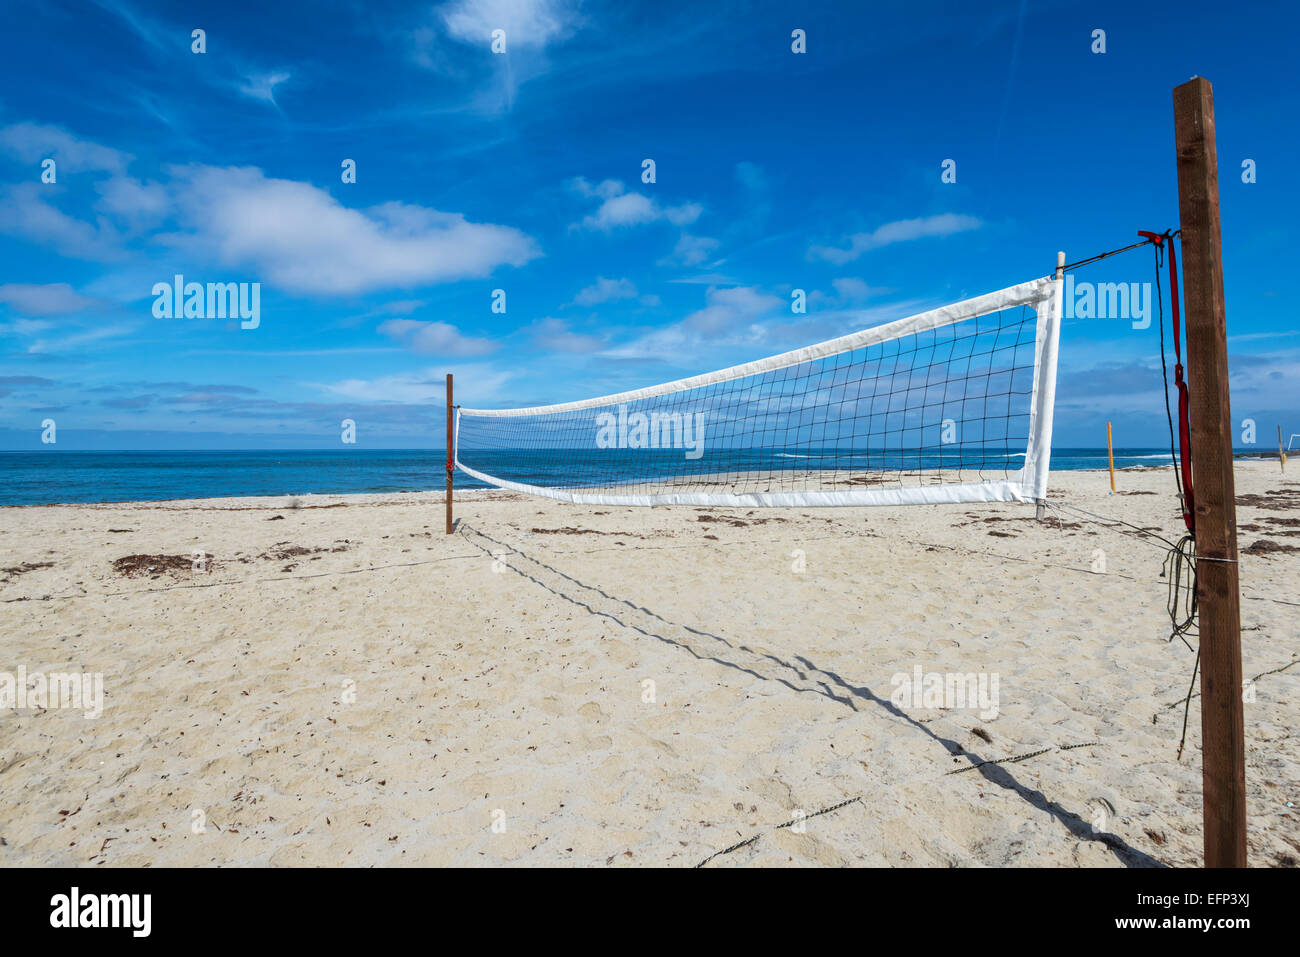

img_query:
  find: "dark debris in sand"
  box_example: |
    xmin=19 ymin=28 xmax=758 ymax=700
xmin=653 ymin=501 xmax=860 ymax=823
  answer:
xmin=111 ymin=554 xmax=208 ymax=578
xmin=961 ymin=515 xmax=1083 ymax=531
xmin=1236 ymin=487 xmax=1300 ymax=510
xmin=257 ymin=541 xmax=353 ymax=561
xmin=1 ymin=561 xmax=55 ymax=583
xmin=696 ymin=514 xmax=789 ymax=527
xmin=529 ymin=526 xmax=631 ymax=536
xmin=1242 ymin=539 xmax=1300 ymax=556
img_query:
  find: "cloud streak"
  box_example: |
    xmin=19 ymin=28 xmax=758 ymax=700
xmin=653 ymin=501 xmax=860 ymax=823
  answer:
xmin=808 ymin=213 xmax=982 ymax=264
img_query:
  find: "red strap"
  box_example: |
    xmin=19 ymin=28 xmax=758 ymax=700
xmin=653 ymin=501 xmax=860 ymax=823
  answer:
xmin=1166 ymin=240 xmax=1195 ymax=534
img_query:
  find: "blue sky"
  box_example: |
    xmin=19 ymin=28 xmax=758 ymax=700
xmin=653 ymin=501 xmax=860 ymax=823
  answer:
xmin=0 ymin=0 xmax=1294 ymax=450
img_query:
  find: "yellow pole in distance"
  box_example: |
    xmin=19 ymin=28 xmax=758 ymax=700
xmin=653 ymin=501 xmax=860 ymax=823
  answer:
xmin=1106 ymin=421 xmax=1116 ymax=493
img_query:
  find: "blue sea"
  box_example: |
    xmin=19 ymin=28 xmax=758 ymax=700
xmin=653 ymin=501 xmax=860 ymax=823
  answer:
xmin=0 ymin=447 xmax=1203 ymax=507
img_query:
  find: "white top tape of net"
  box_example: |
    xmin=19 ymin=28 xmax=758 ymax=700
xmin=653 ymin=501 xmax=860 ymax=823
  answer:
xmin=455 ymin=275 xmax=1063 ymax=507
xmin=460 ymin=277 xmax=1058 ymax=417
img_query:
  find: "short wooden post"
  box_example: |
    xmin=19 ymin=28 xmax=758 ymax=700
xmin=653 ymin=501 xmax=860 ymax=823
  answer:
xmin=1106 ymin=421 xmax=1116 ymax=493
xmin=1173 ymin=76 xmax=1246 ymax=868
xmin=445 ymin=373 xmax=454 ymax=535
xmin=1279 ymin=425 xmax=1286 ymax=472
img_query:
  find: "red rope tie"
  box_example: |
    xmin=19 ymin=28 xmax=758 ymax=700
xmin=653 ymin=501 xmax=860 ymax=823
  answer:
xmin=1167 ymin=240 xmax=1195 ymax=535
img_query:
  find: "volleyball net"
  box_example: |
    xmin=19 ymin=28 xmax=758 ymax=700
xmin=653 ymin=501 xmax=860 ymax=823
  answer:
xmin=454 ymin=274 xmax=1063 ymax=508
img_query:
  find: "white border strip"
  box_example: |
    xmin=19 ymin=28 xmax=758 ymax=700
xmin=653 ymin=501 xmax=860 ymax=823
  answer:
xmin=455 ymin=458 xmax=1033 ymax=507
xmin=461 ymin=277 xmax=1056 ymax=417
xmin=1021 ymin=275 xmax=1064 ymax=502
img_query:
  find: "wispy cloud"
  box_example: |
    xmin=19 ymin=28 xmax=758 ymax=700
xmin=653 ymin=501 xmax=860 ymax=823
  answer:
xmin=605 ymin=285 xmax=784 ymax=361
xmin=0 ymin=283 xmax=100 ymax=315
xmin=808 ymin=213 xmax=982 ymax=265
xmin=377 ymin=318 xmax=497 ymax=357
xmin=238 ymin=71 xmax=293 ymax=106
xmin=660 ymin=233 xmax=719 ymax=267
xmin=27 ymin=322 xmax=137 ymax=356
xmin=529 ymin=317 xmax=605 ymax=353
xmin=573 ymin=276 xmax=637 ymax=306
xmin=0 ymin=121 xmax=131 ymax=174
xmin=324 ymin=364 xmax=512 ymax=404
xmin=0 ymin=184 xmax=127 ymax=261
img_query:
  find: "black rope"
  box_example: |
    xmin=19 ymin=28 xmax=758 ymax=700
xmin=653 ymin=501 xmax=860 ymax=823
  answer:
xmin=1146 ymin=229 xmax=1201 ymax=758
xmin=1062 ymin=238 xmax=1159 ymax=272
xmin=1175 ymin=651 xmax=1201 ymax=762
xmin=1154 ymin=241 xmax=1182 ymax=505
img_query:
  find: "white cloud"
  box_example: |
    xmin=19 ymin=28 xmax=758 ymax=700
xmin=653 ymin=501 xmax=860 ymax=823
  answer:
xmin=0 ymin=122 xmax=542 ymax=291
xmin=95 ymin=176 xmax=169 ymax=226
xmin=440 ymin=0 xmax=578 ymax=49
xmin=0 ymin=122 xmax=130 ymax=174
xmin=530 ymin=317 xmax=605 ymax=353
xmin=808 ymin=213 xmax=982 ymax=265
xmin=0 ymin=283 xmax=99 ymax=315
xmin=606 ymin=285 xmax=784 ymax=361
xmin=0 ymin=184 xmax=126 ymax=261
xmin=161 ymin=165 xmax=540 ymax=295
xmin=681 ymin=285 xmax=784 ymax=335
xmin=239 ymin=71 xmax=292 ymax=105
xmin=662 ymin=233 xmax=719 ymax=266
xmin=582 ymin=191 xmax=658 ymax=229
xmin=831 ymin=278 xmax=875 ymax=302
xmin=569 ymin=177 xmax=624 ymax=201
xmin=377 ymin=318 xmax=497 ymax=357
xmin=808 ymin=278 xmax=892 ymax=309
xmin=574 ymin=276 xmax=637 ymax=306
xmin=569 ymin=177 xmax=702 ymax=232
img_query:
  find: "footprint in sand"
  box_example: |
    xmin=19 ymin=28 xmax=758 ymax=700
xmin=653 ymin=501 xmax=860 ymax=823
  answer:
xmin=577 ymin=701 xmax=608 ymax=723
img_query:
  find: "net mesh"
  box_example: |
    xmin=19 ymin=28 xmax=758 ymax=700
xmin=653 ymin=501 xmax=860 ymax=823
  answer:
xmin=456 ymin=277 xmax=1061 ymax=507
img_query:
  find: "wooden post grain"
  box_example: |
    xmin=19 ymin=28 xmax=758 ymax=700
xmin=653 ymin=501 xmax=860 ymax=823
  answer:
xmin=446 ymin=373 xmax=454 ymax=535
xmin=1173 ymin=76 xmax=1246 ymax=868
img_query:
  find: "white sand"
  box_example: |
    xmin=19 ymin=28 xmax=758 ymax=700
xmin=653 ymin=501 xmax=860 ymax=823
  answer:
xmin=1 ymin=462 xmax=1296 ymax=867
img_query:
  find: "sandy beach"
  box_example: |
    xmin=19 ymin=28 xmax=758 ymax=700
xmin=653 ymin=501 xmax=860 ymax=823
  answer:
xmin=1 ymin=461 xmax=1296 ymax=867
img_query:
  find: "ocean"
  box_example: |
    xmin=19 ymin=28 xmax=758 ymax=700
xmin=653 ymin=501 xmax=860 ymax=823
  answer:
xmin=0 ymin=447 xmax=1200 ymax=507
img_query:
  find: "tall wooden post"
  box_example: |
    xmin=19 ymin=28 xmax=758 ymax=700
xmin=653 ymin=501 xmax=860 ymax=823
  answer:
xmin=1279 ymin=425 xmax=1286 ymax=472
xmin=445 ymin=373 xmax=454 ymax=535
xmin=1173 ymin=76 xmax=1246 ymax=868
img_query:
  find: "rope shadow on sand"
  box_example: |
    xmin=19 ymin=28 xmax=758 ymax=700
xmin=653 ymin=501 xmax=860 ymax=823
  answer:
xmin=459 ymin=524 xmax=1165 ymax=868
